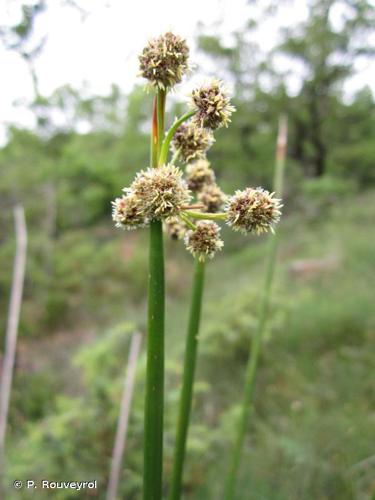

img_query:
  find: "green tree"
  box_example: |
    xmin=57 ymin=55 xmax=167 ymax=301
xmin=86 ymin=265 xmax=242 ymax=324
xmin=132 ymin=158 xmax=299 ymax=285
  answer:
xmin=197 ymin=0 xmax=375 ymax=182
xmin=278 ymin=0 xmax=375 ymax=176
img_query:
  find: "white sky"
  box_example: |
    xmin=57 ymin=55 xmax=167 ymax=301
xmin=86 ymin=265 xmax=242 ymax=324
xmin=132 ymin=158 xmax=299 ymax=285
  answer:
xmin=1 ymin=0 xmax=374 ymax=144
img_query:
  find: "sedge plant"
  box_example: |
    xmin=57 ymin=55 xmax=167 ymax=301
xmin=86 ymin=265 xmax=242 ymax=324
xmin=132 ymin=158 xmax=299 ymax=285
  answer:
xmin=223 ymin=116 xmax=288 ymax=500
xmin=111 ymin=33 xmax=282 ymax=499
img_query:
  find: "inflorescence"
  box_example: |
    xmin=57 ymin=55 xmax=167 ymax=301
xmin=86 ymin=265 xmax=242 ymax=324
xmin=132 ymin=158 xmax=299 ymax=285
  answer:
xmin=198 ymin=183 xmax=227 ymax=213
xmin=131 ymin=164 xmax=191 ymax=218
xmin=186 ymin=159 xmax=216 ymax=193
xmin=139 ymin=32 xmax=189 ymax=90
xmin=172 ymin=122 xmax=214 ymax=163
xmin=184 ymin=221 xmax=224 ymax=261
xmin=190 ymin=79 xmax=236 ymax=130
xmin=226 ymin=188 xmax=282 ymax=235
xmin=112 ymin=164 xmax=191 ymax=230
xmin=112 ymin=193 xmax=148 ymax=230
xmin=112 ymin=32 xmax=282 ymax=262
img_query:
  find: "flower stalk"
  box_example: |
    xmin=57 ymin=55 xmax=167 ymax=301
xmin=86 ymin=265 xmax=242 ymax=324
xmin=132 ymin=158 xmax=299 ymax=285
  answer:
xmin=171 ymin=148 xmax=181 ymax=165
xmin=186 ymin=211 xmax=226 ymax=221
xmin=168 ymin=257 xmax=206 ymax=500
xmin=143 ymin=90 xmax=166 ymax=500
xmin=179 ymin=213 xmax=196 ymax=231
xmin=223 ymin=116 xmax=288 ymax=500
xmin=159 ymin=110 xmax=196 ymax=165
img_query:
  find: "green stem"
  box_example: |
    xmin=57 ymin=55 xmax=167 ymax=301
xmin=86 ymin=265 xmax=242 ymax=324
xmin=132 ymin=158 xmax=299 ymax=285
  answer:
xmin=157 ymin=90 xmax=166 ymax=153
xmin=179 ymin=213 xmax=197 ymax=231
xmin=143 ymin=90 xmax=166 ymax=500
xmin=158 ymin=110 xmax=195 ymax=166
xmin=223 ymin=116 xmax=287 ymax=500
xmin=168 ymin=258 xmax=206 ymax=500
xmin=273 ymin=115 xmax=287 ymax=196
xmin=186 ymin=211 xmax=226 ymax=221
xmin=150 ymin=98 xmax=158 ymax=167
xmin=171 ymin=148 xmax=181 ymax=165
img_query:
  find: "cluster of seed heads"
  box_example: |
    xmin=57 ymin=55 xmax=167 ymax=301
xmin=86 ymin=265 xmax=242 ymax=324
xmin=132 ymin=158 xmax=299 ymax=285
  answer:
xmin=198 ymin=183 xmax=227 ymax=213
xmin=131 ymin=164 xmax=191 ymax=218
xmin=171 ymin=122 xmax=214 ymax=163
xmin=112 ymin=193 xmax=148 ymax=230
xmin=185 ymin=159 xmax=216 ymax=193
xmin=184 ymin=221 xmax=224 ymax=261
xmin=190 ymin=79 xmax=236 ymax=130
xmin=112 ymin=31 xmax=282 ymax=262
xmin=138 ymin=32 xmax=189 ymax=90
xmin=226 ymin=188 xmax=282 ymax=235
xmin=112 ymin=164 xmax=191 ymax=230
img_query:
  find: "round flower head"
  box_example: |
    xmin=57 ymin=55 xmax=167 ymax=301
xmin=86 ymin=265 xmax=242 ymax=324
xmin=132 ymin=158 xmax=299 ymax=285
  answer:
xmin=190 ymin=79 xmax=236 ymax=130
xmin=184 ymin=221 xmax=224 ymax=261
xmin=186 ymin=159 xmax=216 ymax=193
xmin=138 ymin=32 xmax=189 ymax=90
xmin=198 ymin=183 xmax=227 ymax=213
xmin=171 ymin=122 xmax=214 ymax=163
xmin=164 ymin=216 xmax=187 ymax=241
xmin=112 ymin=193 xmax=148 ymax=230
xmin=226 ymin=187 xmax=282 ymax=235
xmin=131 ymin=164 xmax=191 ymax=219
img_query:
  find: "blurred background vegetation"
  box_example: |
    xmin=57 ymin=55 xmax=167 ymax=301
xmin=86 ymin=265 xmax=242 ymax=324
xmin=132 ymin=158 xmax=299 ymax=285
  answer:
xmin=0 ymin=0 xmax=374 ymax=498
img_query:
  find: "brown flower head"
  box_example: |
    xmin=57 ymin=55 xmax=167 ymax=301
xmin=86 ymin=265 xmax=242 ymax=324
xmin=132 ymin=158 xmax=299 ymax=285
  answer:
xmin=131 ymin=164 xmax=191 ymax=219
xmin=171 ymin=122 xmax=214 ymax=163
xmin=226 ymin=187 xmax=282 ymax=235
xmin=185 ymin=159 xmax=216 ymax=193
xmin=190 ymin=79 xmax=236 ymax=130
xmin=198 ymin=183 xmax=227 ymax=213
xmin=138 ymin=32 xmax=189 ymax=89
xmin=112 ymin=193 xmax=148 ymax=230
xmin=184 ymin=221 xmax=224 ymax=261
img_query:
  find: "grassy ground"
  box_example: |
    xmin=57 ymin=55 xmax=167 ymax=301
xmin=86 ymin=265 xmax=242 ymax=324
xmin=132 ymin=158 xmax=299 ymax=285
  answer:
xmin=191 ymin=192 xmax=375 ymax=499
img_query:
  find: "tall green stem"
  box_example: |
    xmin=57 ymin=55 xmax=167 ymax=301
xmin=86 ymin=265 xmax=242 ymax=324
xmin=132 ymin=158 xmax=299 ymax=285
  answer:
xmin=168 ymin=258 xmax=206 ymax=500
xmin=223 ymin=116 xmax=288 ymax=500
xmin=143 ymin=89 xmax=166 ymax=500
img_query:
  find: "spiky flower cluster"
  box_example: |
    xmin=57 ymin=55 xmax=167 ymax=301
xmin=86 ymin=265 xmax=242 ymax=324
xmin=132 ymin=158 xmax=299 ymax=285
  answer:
xmin=113 ymin=32 xmax=283 ymax=258
xmin=186 ymin=159 xmax=216 ymax=193
xmin=131 ymin=164 xmax=191 ymax=218
xmin=198 ymin=183 xmax=227 ymax=213
xmin=164 ymin=216 xmax=187 ymax=240
xmin=112 ymin=193 xmax=148 ymax=230
xmin=112 ymin=165 xmax=191 ymax=229
xmin=226 ymin=187 xmax=282 ymax=235
xmin=171 ymin=122 xmax=214 ymax=163
xmin=190 ymin=79 xmax=236 ymax=130
xmin=184 ymin=221 xmax=224 ymax=261
xmin=139 ymin=32 xmax=189 ymax=90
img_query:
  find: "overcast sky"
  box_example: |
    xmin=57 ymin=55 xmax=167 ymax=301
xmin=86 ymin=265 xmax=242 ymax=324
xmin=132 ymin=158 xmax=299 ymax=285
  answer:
xmin=1 ymin=0 xmax=374 ymax=144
